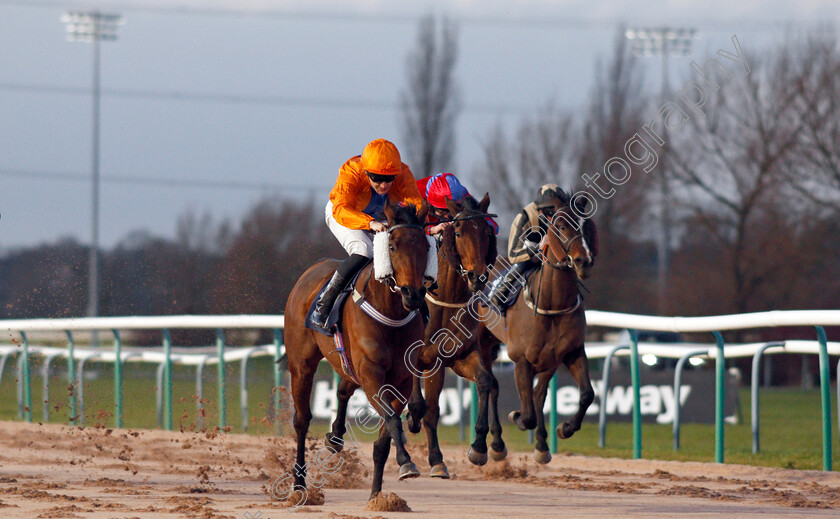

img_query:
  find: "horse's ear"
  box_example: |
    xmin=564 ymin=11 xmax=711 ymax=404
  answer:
xmin=416 ymin=199 xmax=429 ymax=224
xmin=445 ymin=196 xmax=460 ymax=215
xmin=585 ymin=219 xmax=600 ymax=257
xmin=384 ymin=200 xmax=396 ymax=225
xmin=479 ymin=192 xmax=490 ymax=213
xmin=574 ymin=195 xmax=588 ymax=213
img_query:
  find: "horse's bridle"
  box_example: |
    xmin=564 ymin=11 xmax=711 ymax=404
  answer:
xmin=430 ymin=209 xmax=497 ymax=281
xmin=382 ymin=223 xmax=426 ymax=293
xmin=544 ymin=218 xmax=587 ymax=271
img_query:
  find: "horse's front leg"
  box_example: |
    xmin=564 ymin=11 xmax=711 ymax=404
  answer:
xmin=369 ymin=425 xmax=392 ymax=500
xmin=532 ymin=369 xmax=554 ymax=464
xmin=487 ymin=370 xmax=507 ymax=460
xmin=559 ymin=346 xmax=594 ymax=439
xmin=406 ymin=371 xmax=426 ymax=434
xmin=452 ymin=350 xmax=493 ymax=466
xmin=421 ymin=367 xmax=449 ymax=477
xmin=325 ymin=376 xmax=357 ymax=452
xmin=509 ymin=359 xmax=537 ymax=431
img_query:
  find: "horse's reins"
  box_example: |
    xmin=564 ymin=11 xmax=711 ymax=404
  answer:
xmin=529 ymin=222 xmax=586 ymax=316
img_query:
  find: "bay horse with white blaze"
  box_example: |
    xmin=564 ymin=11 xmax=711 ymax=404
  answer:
xmin=405 ymin=193 xmax=507 ymax=478
xmin=284 ymin=201 xmax=429 ymax=502
xmin=477 ymin=191 xmax=599 ymax=463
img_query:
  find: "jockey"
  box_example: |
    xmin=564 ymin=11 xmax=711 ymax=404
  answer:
xmin=416 ymin=172 xmax=500 ymax=235
xmin=312 ymin=138 xmax=423 ymax=331
xmin=490 ymin=183 xmax=566 ymax=307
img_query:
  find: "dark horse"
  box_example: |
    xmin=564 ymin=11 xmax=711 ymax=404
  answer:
xmin=477 ymin=191 xmax=599 ymax=463
xmin=284 ymin=201 xmax=430 ymax=503
xmin=405 ymin=193 xmax=506 ymax=478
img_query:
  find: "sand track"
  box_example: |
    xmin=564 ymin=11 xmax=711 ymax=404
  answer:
xmin=0 ymin=421 xmax=838 ymax=518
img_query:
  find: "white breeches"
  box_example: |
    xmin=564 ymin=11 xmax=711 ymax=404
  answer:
xmin=325 ymin=201 xmax=375 ymax=258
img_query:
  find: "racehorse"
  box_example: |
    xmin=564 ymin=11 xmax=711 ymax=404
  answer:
xmin=284 ymin=201 xmax=430 ymax=502
xmin=404 ymin=194 xmax=506 ymax=478
xmin=477 ymin=191 xmax=599 ymax=463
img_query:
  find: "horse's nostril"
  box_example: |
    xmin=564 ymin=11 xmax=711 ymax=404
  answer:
xmin=400 ymin=286 xmax=410 ymax=297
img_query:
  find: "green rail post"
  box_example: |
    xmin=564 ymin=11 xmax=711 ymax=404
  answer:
xmin=273 ymin=328 xmax=283 ymax=436
xmin=629 ymin=329 xmax=641 ymax=459
xmin=712 ymin=331 xmax=725 ymax=464
xmin=112 ymin=329 xmax=123 ymax=428
xmin=549 ymin=370 xmax=558 ymax=454
xmin=815 ymin=326 xmax=832 ymax=471
xmin=21 ymin=332 xmax=32 ymax=422
xmin=216 ymin=329 xmax=226 ymax=428
xmin=470 ymin=382 xmax=478 ymax=443
xmin=65 ymin=331 xmax=76 ymax=425
xmin=163 ymin=329 xmax=172 ymax=431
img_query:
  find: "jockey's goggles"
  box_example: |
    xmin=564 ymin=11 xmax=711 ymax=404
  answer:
xmin=366 ymin=171 xmax=397 ymax=184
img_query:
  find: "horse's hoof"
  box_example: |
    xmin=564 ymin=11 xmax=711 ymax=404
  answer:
xmin=467 ymin=447 xmax=488 ymax=466
xmin=430 ymin=463 xmax=450 ymax=479
xmin=508 ymin=410 xmax=527 ymax=431
xmin=557 ymin=422 xmax=574 ymax=440
xmin=398 ymin=462 xmax=421 ymax=480
xmin=324 ymin=433 xmax=344 ymax=452
xmin=490 ymin=446 xmax=508 ymax=461
xmin=534 ymin=449 xmax=552 ymax=464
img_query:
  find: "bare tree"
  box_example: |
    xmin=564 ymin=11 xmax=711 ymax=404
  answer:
xmin=781 ymin=31 xmax=840 ymax=215
xmin=575 ymin=27 xmax=650 ymax=242
xmin=668 ymin=49 xmax=805 ymax=315
xmin=400 ymin=14 xmax=460 ymax=178
xmin=475 ymin=108 xmax=575 ymax=216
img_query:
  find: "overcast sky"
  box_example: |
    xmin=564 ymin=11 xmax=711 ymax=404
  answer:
xmin=1 ymin=0 xmax=838 ymax=251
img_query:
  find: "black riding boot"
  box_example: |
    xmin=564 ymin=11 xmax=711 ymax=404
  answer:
xmin=312 ymin=271 xmax=346 ymax=331
xmin=311 ymin=253 xmax=370 ymax=331
xmin=491 ymin=261 xmax=530 ymax=308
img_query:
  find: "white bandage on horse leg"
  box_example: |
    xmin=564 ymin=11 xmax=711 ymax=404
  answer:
xmin=425 ymin=234 xmax=438 ymax=280
xmin=373 ymin=231 xmax=393 ymax=280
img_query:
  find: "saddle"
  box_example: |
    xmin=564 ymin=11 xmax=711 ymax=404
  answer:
xmin=483 ymin=263 xmax=539 ymax=315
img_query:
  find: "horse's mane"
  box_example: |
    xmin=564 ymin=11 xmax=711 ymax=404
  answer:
xmin=392 ymin=203 xmax=422 ymax=225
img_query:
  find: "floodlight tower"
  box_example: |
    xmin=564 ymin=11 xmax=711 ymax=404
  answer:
xmin=625 ymin=27 xmax=696 ymax=315
xmin=61 ymin=11 xmax=124 ymax=323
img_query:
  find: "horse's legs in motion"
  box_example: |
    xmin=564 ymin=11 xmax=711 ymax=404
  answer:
xmin=420 ymin=367 xmax=448 ymax=477
xmin=509 ymin=359 xmax=537 ymax=431
xmin=452 ymin=350 xmax=493 ymax=466
xmin=487 ymin=370 xmax=507 ymax=460
xmin=406 ymin=372 xmax=426 ymax=435
xmin=325 ymin=377 xmax=357 ymax=452
xmin=479 ymin=329 xmax=506 ymax=460
xmin=366 ymin=381 xmax=420 ymax=480
xmin=369 ymin=425 xmax=392 ymax=500
xmin=558 ymin=347 xmax=594 ymax=439
xmin=532 ymin=369 xmax=554 ymax=463
xmin=289 ymin=359 xmax=318 ymax=495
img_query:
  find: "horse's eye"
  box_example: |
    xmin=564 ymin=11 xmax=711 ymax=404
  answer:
xmin=388 ymin=245 xmax=395 ymax=252
xmin=455 ymin=232 xmax=462 ymax=238
xmin=559 ymin=225 xmax=566 ymax=231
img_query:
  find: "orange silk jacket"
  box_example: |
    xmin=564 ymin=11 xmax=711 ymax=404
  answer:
xmin=329 ymin=156 xmax=423 ymax=230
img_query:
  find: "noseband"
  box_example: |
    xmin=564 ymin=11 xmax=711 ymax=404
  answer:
xmin=545 ymin=232 xmax=586 ymax=270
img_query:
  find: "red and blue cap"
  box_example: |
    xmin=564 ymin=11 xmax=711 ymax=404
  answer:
xmin=422 ymin=173 xmax=470 ymax=209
